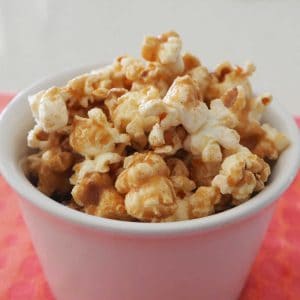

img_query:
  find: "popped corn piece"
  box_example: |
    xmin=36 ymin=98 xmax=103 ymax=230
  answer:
xmin=149 ymin=126 xmax=186 ymax=155
xmin=27 ymin=125 xmax=51 ymax=150
xmin=71 ymin=172 xmax=131 ymax=220
xmin=133 ymin=32 xmax=186 ymax=96
xmin=214 ymin=195 xmax=233 ymax=213
xmin=185 ymin=186 xmax=220 ymax=218
xmin=125 ymin=176 xmax=177 ymax=222
xmin=115 ymin=152 xmax=178 ymax=221
xmin=252 ymin=123 xmax=290 ymax=160
xmin=66 ymin=63 xmax=130 ymax=106
xmin=206 ymin=61 xmax=255 ymax=101
xmin=41 ymin=147 xmax=74 ymax=172
xmin=29 ymin=87 xmax=69 ymax=133
xmin=131 ymin=80 xmax=170 ymax=99
xmin=129 ymin=62 xmax=172 ymax=97
xmin=103 ymin=88 xmax=128 ymax=117
xmin=70 ymin=152 xmax=122 ymax=185
xmin=184 ymin=99 xmax=239 ymax=157
xmin=25 ymin=147 xmax=74 ymax=197
xmin=141 ymin=31 xmax=184 ymax=75
xmin=190 ymin=156 xmax=221 ymax=186
xmin=86 ymin=188 xmax=133 ymax=220
xmin=38 ymin=164 xmax=72 ymax=197
xmin=187 ymin=66 xmax=211 ymax=97
xmin=25 ymin=152 xmax=42 ymax=178
xmin=28 ymin=90 xmax=44 ymax=121
xmin=67 ymin=72 xmax=107 ymax=105
xmin=169 ymin=175 xmax=196 ymax=198
xmin=117 ymin=55 xmax=145 ymax=81
xmin=115 ymin=152 xmax=169 ymax=194
xmin=70 ymin=108 xmax=129 ymax=158
xmin=212 ymin=147 xmax=270 ymax=203
xmin=222 ymin=86 xmax=271 ymax=130
xmin=222 ymin=86 xmax=288 ymax=159
xmin=248 ymin=93 xmax=272 ymax=122
xmin=140 ymin=75 xmax=208 ymax=139
xmin=164 ymin=186 xmax=221 ymax=221
xmin=110 ymin=88 xmax=160 ymax=148
xmin=182 ymin=53 xmax=201 ymax=72
xmin=166 ymin=158 xmax=195 ymax=197
xmin=162 ymin=76 xmax=204 ymax=122
xmin=182 ymin=54 xmax=212 ymax=96
xmin=166 ymin=158 xmax=189 ymax=177
xmin=72 ymin=172 xmax=111 ymax=205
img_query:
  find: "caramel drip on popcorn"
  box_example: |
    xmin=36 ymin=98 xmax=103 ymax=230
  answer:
xmin=25 ymin=31 xmax=289 ymax=222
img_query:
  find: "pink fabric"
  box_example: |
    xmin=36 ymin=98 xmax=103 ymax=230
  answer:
xmin=0 ymin=94 xmax=299 ymax=300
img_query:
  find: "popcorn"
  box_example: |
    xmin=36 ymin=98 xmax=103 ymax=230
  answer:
xmin=25 ymin=30 xmax=289 ymax=222
xmin=140 ymin=75 xmax=208 ymax=146
xmin=85 ymin=188 xmax=133 ymax=220
xmin=117 ymin=56 xmax=145 ymax=82
xmin=165 ymin=78 xmax=205 ymax=128
xmin=72 ymin=172 xmax=131 ymax=220
xmin=67 ymin=72 xmax=107 ymax=105
xmin=27 ymin=125 xmax=52 ymax=150
xmin=184 ymin=99 xmax=239 ymax=158
xmin=221 ymin=86 xmax=289 ymax=159
xmin=72 ymin=172 xmax=113 ymax=206
xmin=212 ymin=147 xmax=270 ymax=204
xmin=125 ymin=176 xmax=177 ymax=222
xmin=252 ymin=123 xmax=290 ymax=160
xmin=66 ymin=62 xmax=130 ymax=106
xmin=214 ymin=195 xmax=233 ymax=213
xmin=166 ymin=158 xmax=196 ymax=197
xmin=187 ymin=66 xmax=211 ymax=97
xmin=29 ymin=87 xmax=69 ymax=133
xmin=25 ymin=147 xmax=74 ymax=197
xmin=115 ymin=152 xmax=170 ymax=194
xmin=131 ymin=63 xmax=172 ymax=98
xmin=222 ymin=86 xmax=269 ymax=130
xmin=190 ymin=156 xmax=221 ymax=186
xmin=70 ymin=152 xmax=122 ymax=185
xmin=27 ymin=124 xmax=71 ymax=154
xmin=182 ymin=53 xmax=201 ymax=72
xmin=103 ymin=88 xmax=128 ymax=117
xmin=110 ymin=88 xmax=160 ymax=148
xmin=169 ymin=175 xmax=195 ymax=198
xmin=116 ymin=152 xmax=177 ymax=221
xmin=70 ymin=108 xmax=129 ymax=158
xmin=206 ymin=62 xmax=255 ymax=101
xmin=166 ymin=158 xmax=189 ymax=177
xmin=164 ymin=186 xmax=221 ymax=221
xmin=42 ymin=147 xmax=74 ymax=172
xmin=149 ymin=126 xmax=186 ymax=155
xmin=141 ymin=31 xmax=184 ymax=75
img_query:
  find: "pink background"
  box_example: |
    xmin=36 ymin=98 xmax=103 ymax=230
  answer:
xmin=0 ymin=94 xmax=299 ymax=300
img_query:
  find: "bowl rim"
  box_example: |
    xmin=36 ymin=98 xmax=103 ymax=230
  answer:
xmin=0 ymin=64 xmax=299 ymax=236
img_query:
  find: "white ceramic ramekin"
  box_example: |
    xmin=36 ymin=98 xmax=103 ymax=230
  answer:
xmin=0 ymin=65 xmax=299 ymax=300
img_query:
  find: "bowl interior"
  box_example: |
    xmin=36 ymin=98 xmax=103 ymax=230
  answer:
xmin=0 ymin=65 xmax=299 ymax=235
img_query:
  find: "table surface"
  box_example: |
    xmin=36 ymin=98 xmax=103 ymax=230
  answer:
xmin=0 ymin=0 xmax=300 ymax=114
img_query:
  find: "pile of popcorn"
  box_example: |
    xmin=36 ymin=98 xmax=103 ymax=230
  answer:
xmin=25 ymin=31 xmax=289 ymax=222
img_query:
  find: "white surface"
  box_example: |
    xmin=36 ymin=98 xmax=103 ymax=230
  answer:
xmin=0 ymin=0 xmax=299 ymax=114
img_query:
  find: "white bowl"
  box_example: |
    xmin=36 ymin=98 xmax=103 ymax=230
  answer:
xmin=0 ymin=65 xmax=299 ymax=300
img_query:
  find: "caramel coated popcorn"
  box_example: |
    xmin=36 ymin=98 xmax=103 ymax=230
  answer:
xmin=25 ymin=31 xmax=289 ymax=222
